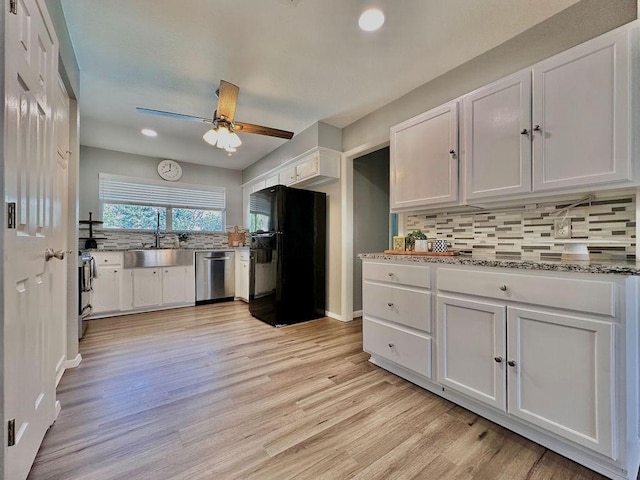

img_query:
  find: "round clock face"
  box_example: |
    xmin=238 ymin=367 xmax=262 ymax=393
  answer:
xmin=157 ymin=160 xmax=183 ymax=181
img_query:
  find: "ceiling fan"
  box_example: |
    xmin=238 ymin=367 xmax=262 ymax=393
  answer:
xmin=136 ymin=80 xmax=294 ymax=154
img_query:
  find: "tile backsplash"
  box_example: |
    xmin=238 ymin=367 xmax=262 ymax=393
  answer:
xmin=406 ymin=194 xmax=636 ymax=259
xmin=79 ymin=230 xmax=230 ymax=251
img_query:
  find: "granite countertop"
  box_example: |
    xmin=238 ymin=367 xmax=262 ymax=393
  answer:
xmin=358 ymin=252 xmax=640 ymax=276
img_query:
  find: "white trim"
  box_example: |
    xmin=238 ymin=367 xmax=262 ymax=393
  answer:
xmin=54 ymin=401 xmax=61 ymax=423
xmin=352 ymin=309 xmax=363 ymax=319
xmin=64 ymin=354 xmax=82 ymax=369
xmin=326 ymin=310 xmax=345 ymax=322
xmin=341 ymin=135 xmax=390 ymax=327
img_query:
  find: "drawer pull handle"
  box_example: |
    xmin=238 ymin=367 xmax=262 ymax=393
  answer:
xmin=387 ymin=302 xmax=394 ymax=307
xmin=507 ymin=360 xmax=516 ymax=367
xmin=494 ymin=356 xmax=503 ymax=363
xmin=499 ymin=284 xmax=507 ymax=291
xmin=388 ymin=343 xmax=394 ymax=348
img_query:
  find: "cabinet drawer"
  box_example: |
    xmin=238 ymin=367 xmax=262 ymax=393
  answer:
xmin=438 ymin=268 xmax=615 ymax=317
xmin=363 ymin=262 xmax=431 ymax=288
xmin=363 ymin=318 xmax=432 ymax=378
xmin=363 ymin=282 xmax=431 ymax=332
xmin=92 ymin=252 xmax=123 ymax=266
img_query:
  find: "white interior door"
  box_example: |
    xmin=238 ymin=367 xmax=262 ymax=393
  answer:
xmin=4 ymin=0 xmax=59 ymax=478
xmin=52 ymin=77 xmax=69 ymax=386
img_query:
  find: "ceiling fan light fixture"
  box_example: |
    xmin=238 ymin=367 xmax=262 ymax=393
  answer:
xmin=359 ymin=8 xmax=385 ymax=31
xmin=228 ymin=131 xmax=242 ymax=148
xmin=203 ymin=128 xmax=219 ymax=146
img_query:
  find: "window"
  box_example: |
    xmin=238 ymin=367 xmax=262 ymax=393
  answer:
xmin=99 ymin=174 xmax=225 ymax=232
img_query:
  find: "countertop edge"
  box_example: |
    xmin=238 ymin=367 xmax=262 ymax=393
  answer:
xmin=358 ymin=253 xmax=640 ymax=276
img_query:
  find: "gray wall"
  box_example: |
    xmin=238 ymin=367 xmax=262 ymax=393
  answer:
xmin=80 ymin=146 xmax=244 ymax=227
xmin=242 ymin=121 xmax=342 ymax=183
xmin=342 ymin=0 xmax=637 ymax=151
xmin=353 ymin=148 xmax=390 ymax=312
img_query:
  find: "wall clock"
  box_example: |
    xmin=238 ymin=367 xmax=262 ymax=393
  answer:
xmin=157 ymin=159 xmax=183 ymax=181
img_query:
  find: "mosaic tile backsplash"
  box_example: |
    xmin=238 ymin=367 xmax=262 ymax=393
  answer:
xmin=406 ymin=194 xmax=636 ymax=259
xmin=78 ymin=230 xmax=230 ymax=251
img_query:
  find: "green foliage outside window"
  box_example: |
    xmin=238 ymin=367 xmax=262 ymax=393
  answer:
xmin=103 ymin=204 xmax=223 ymax=232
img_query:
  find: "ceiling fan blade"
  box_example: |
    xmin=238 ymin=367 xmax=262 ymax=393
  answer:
xmin=234 ymin=121 xmax=294 ymax=139
xmin=216 ymin=80 xmax=239 ymax=122
xmin=136 ymin=107 xmax=212 ymax=123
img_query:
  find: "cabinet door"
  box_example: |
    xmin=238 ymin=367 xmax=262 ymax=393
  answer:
xmin=463 ymin=71 xmax=532 ymax=200
xmin=265 ymin=174 xmax=280 ymax=188
xmin=162 ymin=267 xmax=186 ymax=305
xmin=437 ymin=295 xmax=506 ymax=411
xmin=507 ymin=307 xmax=615 ymax=458
xmin=532 ymin=28 xmax=630 ymax=191
xmin=295 ymin=153 xmax=319 ymax=181
xmin=280 ymin=167 xmax=296 ymax=186
xmin=235 ymin=260 xmax=249 ymax=301
xmin=132 ymin=269 xmax=162 ymax=308
xmin=390 ymin=101 xmax=458 ymax=211
xmin=92 ymin=266 xmax=122 ymax=313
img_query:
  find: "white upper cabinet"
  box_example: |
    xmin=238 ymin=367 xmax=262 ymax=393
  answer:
xmin=532 ymin=28 xmax=630 ymax=191
xmin=463 ymin=71 xmax=532 ymax=200
xmin=390 ymin=101 xmax=459 ymax=212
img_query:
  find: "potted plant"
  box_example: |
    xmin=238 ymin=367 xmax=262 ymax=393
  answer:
xmin=177 ymin=233 xmax=190 ymax=247
xmin=407 ymin=230 xmax=428 ymax=252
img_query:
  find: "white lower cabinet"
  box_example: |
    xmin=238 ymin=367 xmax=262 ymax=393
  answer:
xmin=162 ymin=266 xmax=195 ymax=305
xmin=90 ymin=252 xmax=196 ymax=316
xmin=437 ymin=295 xmax=615 ymax=458
xmin=361 ymin=259 xmax=638 ymax=479
xmin=92 ymin=265 xmax=122 ymax=314
xmin=437 ymin=296 xmax=507 ymax=411
xmin=132 ymin=268 xmax=162 ymax=308
xmin=235 ymin=250 xmax=249 ymax=302
xmin=506 ymin=307 xmax=614 ymax=457
xmin=363 ymin=318 xmax=432 ymax=378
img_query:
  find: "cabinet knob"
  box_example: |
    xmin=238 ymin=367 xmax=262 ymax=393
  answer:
xmin=507 ymin=360 xmax=517 ymax=367
xmin=494 ymin=356 xmax=503 ymax=363
xmin=388 ymin=343 xmax=394 ymax=348
xmin=449 ymin=149 xmax=456 ymax=156
xmin=533 ymin=125 xmax=541 ymax=132
xmin=520 ymin=128 xmax=529 ymax=135
xmin=499 ymin=284 xmax=507 ymax=291
xmin=387 ymin=302 xmax=394 ymax=307
xmin=388 ymin=272 xmax=394 ymax=277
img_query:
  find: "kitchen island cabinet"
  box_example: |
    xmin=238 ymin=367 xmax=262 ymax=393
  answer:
xmin=360 ymin=255 xmax=639 ymax=480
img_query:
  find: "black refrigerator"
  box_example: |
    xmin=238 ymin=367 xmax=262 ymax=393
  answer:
xmin=249 ymin=185 xmax=326 ymax=327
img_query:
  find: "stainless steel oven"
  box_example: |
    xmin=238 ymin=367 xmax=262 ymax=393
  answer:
xmin=78 ymin=252 xmax=94 ymax=338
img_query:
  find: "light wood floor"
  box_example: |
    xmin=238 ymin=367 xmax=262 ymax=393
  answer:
xmin=29 ymin=302 xmax=607 ymax=480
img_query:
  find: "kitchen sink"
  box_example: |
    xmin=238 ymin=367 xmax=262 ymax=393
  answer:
xmin=123 ymin=249 xmax=193 ymax=268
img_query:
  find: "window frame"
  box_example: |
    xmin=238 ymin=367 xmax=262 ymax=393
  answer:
xmin=99 ymin=174 xmax=226 ymax=233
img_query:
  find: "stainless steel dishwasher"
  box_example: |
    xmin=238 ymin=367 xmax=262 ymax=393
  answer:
xmin=195 ymin=251 xmax=235 ymax=304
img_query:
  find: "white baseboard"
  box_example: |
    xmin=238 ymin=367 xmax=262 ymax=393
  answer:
xmin=64 ymin=354 xmax=82 ymax=369
xmin=54 ymin=400 xmax=61 ymax=422
xmin=352 ymin=310 xmax=363 ymax=319
xmin=326 ymin=311 xmax=344 ymax=322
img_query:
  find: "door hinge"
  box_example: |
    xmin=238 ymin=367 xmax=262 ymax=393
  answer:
xmin=8 ymin=419 xmax=15 ymax=447
xmin=9 ymin=0 xmax=17 ymax=15
xmin=7 ymin=202 xmax=16 ymax=229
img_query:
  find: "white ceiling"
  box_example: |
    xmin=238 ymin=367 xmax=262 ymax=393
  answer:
xmin=60 ymin=0 xmax=579 ymax=170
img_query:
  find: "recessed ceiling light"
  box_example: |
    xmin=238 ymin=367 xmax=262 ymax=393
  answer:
xmin=141 ymin=128 xmax=158 ymax=137
xmin=359 ymin=8 xmax=385 ymax=32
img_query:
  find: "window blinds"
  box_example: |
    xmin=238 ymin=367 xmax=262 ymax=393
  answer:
xmin=99 ymin=174 xmax=225 ymax=210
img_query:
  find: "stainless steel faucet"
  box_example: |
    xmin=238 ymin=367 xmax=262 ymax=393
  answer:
xmin=153 ymin=211 xmax=164 ymax=248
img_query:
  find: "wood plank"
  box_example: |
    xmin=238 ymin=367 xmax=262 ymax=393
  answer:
xmin=28 ymin=301 xmax=607 ymax=480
